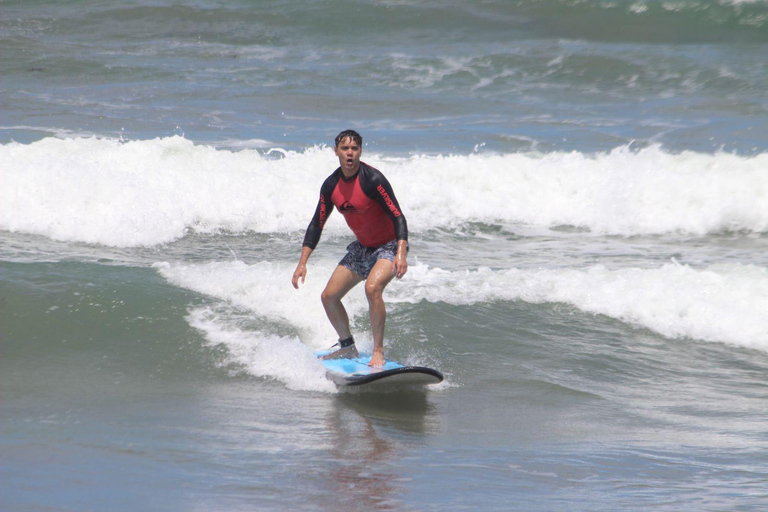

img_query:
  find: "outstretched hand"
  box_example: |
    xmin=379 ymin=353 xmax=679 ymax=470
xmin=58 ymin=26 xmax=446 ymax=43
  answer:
xmin=292 ymin=264 xmax=306 ymax=289
xmin=293 ymin=247 xmax=313 ymax=289
xmin=392 ymin=251 xmax=408 ymax=279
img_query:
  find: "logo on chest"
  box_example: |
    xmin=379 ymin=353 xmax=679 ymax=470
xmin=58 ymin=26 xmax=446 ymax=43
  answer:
xmin=338 ymin=201 xmax=358 ymax=214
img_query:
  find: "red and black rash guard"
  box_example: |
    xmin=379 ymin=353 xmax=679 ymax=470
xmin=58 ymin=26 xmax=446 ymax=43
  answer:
xmin=302 ymin=162 xmax=408 ymax=249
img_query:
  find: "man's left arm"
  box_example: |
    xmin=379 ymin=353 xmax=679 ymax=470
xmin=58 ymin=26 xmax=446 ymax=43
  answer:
xmin=366 ymin=167 xmax=409 ymax=278
xmin=365 ymin=167 xmax=408 ymax=241
xmin=393 ymin=239 xmax=408 ymax=279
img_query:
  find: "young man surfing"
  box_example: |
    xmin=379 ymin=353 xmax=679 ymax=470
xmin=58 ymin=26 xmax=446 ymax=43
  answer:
xmin=292 ymin=130 xmax=408 ymax=368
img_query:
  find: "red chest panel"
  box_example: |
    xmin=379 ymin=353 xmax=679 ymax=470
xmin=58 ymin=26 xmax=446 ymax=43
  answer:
xmin=332 ymin=176 xmax=395 ymax=247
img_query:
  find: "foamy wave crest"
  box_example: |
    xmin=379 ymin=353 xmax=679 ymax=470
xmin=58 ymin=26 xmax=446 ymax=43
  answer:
xmin=398 ymin=146 xmax=768 ymax=236
xmin=0 ymin=136 xmax=339 ymax=247
xmin=155 ymin=259 xmax=350 ymax=391
xmin=154 ymin=259 xmax=359 ymax=346
xmin=156 ymin=257 xmax=768 ymax=354
xmin=186 ymin=306 xmax=335 ymax=393
xmin=155 ymin=258 xmax=391 ymax=390
xmin=393 ymin=261 xmax=768 ymax=352
xmin=2 ymin=137 xmax=767 ymax=246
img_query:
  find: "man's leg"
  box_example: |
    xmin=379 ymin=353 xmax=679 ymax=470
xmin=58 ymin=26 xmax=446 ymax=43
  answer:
xmin=365 ymin=258 xmax=396 ymax=367
xmin=320 ymin=265 xmax=363 ymax=359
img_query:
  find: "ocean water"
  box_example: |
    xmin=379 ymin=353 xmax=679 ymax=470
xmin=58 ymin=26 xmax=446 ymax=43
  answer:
xmin=2 ymin=1 xmax=768 ymax=510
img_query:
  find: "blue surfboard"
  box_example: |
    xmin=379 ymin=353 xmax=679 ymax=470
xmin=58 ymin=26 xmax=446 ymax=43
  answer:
xmin=316 ymin=351 xmax=443 ymax=387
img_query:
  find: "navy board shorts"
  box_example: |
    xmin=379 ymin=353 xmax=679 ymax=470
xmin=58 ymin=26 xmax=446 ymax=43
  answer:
xmin=339 ymin=240 xmax=407 ymax=278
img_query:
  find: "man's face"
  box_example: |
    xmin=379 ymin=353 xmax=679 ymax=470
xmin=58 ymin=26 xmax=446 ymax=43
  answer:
xmin=334 ymin=137 xmax=362 ymax=175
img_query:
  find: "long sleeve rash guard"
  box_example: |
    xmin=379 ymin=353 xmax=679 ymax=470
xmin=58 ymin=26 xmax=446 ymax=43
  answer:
xmin=302 ymin=162 xmax=408 ymax=249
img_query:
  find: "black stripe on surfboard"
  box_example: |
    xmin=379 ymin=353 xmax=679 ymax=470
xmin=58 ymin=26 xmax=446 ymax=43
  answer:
xmin=333 ymin=366 xmax=444 ymax=387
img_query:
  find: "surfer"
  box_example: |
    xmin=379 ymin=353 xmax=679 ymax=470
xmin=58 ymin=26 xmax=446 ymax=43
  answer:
xmin=292 ymin=130 xmax=408 ymax=368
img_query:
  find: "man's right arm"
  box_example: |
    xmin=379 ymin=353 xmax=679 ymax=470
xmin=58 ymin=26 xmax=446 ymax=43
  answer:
xmin=295 ymin=173 xmax=338 ymax=288
xmin=302 ymin=197 xmax=327 ymax=250
xmin=302 ymin=173 xmax=338 ymax=250
xmin=292 ymin=245 xmax=313 ymax=289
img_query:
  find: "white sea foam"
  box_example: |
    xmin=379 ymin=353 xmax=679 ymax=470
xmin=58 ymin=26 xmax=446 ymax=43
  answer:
xmin=156 ymin=257 xmax=768 ymax=389
xmin=394 ymin=261 xmax=768 ymax=352
xmin=0 ymin=136 xmax=339 ymax=247
xmin=186 ymin=306 xmax=336 ymax=393
xmin=155 ymin=259 xmax=360 ymax=345
xmin=2 ymin=137 xmax=767 ymax=247
xmin=156 ymin=258 xmax=364 ymax=391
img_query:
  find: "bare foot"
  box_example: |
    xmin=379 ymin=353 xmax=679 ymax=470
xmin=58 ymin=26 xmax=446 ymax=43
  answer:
xmin=369 ymin=351 xmax=385 ymax=368
xmin=319 ymin=344 xmax=359 ymax=360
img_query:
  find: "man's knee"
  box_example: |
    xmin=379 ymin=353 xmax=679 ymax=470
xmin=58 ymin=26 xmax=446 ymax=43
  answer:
xmin=321 ymin=288 xmax=336 ymax=306
xmin=364 ymin=280 xmax=385 ymax=302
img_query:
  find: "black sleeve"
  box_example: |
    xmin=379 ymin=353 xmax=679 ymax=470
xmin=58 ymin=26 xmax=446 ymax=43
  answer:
xmin=302 ymin=171 xmax=340 ymax=249
xmin=359 ymin=163 xmax=408 ymax=241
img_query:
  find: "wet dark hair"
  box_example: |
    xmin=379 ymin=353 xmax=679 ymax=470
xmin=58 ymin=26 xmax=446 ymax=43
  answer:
xmin=334 ymin=129 xmax=362 ymax=147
